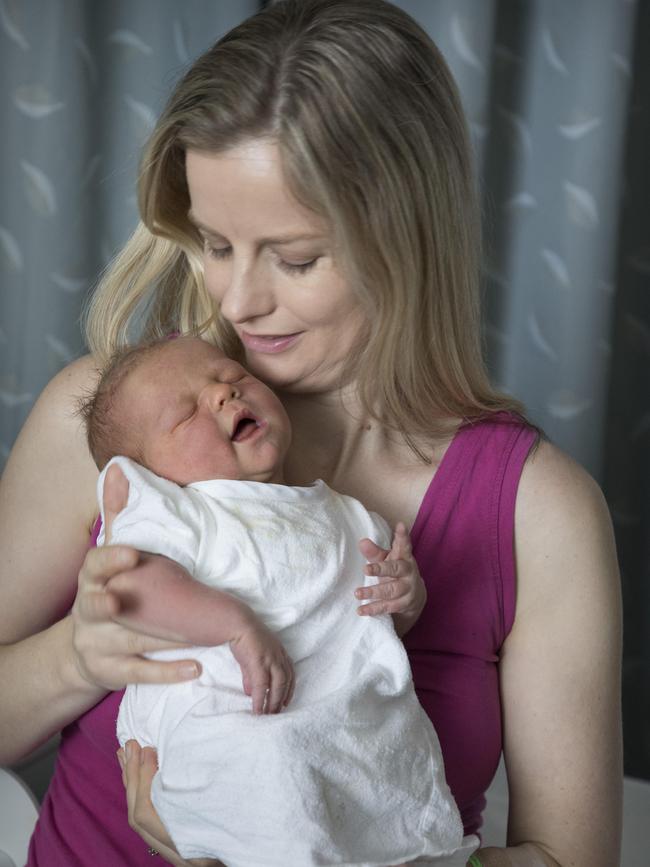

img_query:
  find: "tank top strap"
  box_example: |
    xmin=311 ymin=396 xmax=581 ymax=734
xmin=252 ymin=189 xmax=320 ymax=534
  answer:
xmin=411 ymin=413 xmax=539 ymax=644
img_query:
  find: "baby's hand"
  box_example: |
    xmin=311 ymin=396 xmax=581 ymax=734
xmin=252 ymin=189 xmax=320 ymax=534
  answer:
xmin=356 ymin=523 xmax=427 ymax=637
xmin=229 ymin=617 xmax=295 ymax=714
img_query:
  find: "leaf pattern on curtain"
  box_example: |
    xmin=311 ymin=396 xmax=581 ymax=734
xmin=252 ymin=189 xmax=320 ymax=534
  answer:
xmin=0 ymin=0 xmax=260 ymax=462
xmin=1 ymin=0 xmax=648 ymax=779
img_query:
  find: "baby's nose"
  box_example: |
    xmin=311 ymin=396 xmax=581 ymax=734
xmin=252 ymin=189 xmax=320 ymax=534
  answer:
xmin=201 ymin=381 xmax=241 ymax=409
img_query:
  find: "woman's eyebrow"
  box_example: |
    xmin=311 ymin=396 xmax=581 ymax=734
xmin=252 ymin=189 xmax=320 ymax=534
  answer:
xmin=187 ymin=213 xmax=224 ymax=239
xmin=187 ymin=211 xmax=325 ymax=246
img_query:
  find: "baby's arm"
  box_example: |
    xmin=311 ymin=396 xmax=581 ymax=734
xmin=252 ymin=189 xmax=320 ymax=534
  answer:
xmin=356 ymin=523 xmax=427 ymax=636
xmin=102 ymin=463 xmax=294 ymax=714
xmin=110 ymin=557 xmax=294 ymax=714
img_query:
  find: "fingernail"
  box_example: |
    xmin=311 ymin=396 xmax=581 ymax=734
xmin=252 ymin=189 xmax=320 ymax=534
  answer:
xmin=355 ymin=589 xmax=363 ymax=598
xmin=180 ymin=662 xmax=200 ymax=679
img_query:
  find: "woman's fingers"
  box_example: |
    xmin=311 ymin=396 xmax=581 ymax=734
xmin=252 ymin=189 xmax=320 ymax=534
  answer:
xmin=117 ymin=748 xmax=127 ymax=788
xmin=123 ymin=740 xmax=141 ymax=827
xmin=120 ymin=743 xmax=225 ymax=866
xmin=133 ymin=746 xmax=160 ymax=830
xmin=123 ymin=742 xmax=166 ymax=845
xmin=78 ymin=545 xmax=139 ymax=596
xmin=73 ymin=615 xmax=202 ymax=690
xmin=76 ymin=587 xmax=120 ymax=622
xmin=123 ymin=742 xmax=181 ymax=864
xmin=120 ymin=655 xmax=202 ymax=687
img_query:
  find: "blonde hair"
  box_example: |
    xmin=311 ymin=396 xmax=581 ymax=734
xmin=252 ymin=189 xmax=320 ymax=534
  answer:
xmin=83 ymin=0 xmax=525 ymax=458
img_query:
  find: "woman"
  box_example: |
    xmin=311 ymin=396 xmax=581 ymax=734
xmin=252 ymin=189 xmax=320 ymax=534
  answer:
xmin=0 ymin=1 xmax=622 ymax=865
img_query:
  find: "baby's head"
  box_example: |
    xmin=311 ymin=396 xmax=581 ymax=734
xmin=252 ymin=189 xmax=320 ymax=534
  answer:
xmin=80 ymin=336 xmax=292 ymax=485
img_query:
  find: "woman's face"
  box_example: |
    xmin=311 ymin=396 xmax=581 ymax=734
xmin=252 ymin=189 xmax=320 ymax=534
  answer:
xmin=185 ymin=140 xmax=367 ymax=393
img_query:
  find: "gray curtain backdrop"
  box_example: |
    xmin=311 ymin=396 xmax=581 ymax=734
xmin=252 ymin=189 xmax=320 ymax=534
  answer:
xmin=1 ymin=1 xmax=648 ymax=780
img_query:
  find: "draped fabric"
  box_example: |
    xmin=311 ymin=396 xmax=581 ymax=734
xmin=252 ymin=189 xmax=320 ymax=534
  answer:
xmin=1 ymin=0 xmax=647 ymax=780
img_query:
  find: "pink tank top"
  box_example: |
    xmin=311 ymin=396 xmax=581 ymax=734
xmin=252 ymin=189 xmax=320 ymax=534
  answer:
xmin=27 ymin=413 xmax=537 ymax=864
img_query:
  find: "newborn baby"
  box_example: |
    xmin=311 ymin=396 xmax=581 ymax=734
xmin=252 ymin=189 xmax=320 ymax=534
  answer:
xmin=82 ymin=335 xmax=477 ymax=867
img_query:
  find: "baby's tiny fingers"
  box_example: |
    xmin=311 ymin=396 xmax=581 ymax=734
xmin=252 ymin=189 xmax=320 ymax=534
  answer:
xmin=250 ymin=676 xmax=271 ymax=715
xmin=357 ymin=600 xmax=400 ymax=617
xmin=364 ymin=558 xmax=409 ymax=579
xmin=358 ymin=537 xmax=389 ymax=563
xmin=358 ymin=580 xmax=401 ymax=601
xmin=392 ymin=522 xmax=413 ymax=557
xmin=284 ymin=671 xmax=295 ymax=707
xmin=267 ymin=672 xmax=290 ymax=714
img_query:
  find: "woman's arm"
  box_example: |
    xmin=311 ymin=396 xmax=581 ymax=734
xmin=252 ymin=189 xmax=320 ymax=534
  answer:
xmin=0 ymin=356 xmax=106 ymax=762
xmin=479 ymin=441 xmax=623 ymax=867
xmin=0 ymin=357 xmax=206 ymax=764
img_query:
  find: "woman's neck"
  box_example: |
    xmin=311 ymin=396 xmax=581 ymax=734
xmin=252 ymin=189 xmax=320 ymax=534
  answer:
xmin=278 ymin=388 xmax=378 ymax=488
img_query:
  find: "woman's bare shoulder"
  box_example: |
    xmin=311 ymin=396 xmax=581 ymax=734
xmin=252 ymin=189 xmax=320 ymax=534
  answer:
xmin=518 ymin=435 xmax=603 ymax=505
xmin=513 ymin=435 xmax=619 ymax=617
xmin=36 ymin=352 xmax=102 ymax=415
xmin=0 ymin=354 xmax=102 ymax=638
xmin=4 ymin=353 xmax=100 ymax=491
xmin=5 ymin=351 xmax=100 ymax=490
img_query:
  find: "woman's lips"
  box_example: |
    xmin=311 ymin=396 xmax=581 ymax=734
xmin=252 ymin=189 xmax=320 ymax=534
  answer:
xmin=240 ymin=331 xmax=302 ymax=354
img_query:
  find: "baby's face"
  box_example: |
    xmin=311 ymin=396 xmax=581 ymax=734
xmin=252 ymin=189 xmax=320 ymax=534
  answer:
xmin=117 ymin=337 xmax=292 ymax=485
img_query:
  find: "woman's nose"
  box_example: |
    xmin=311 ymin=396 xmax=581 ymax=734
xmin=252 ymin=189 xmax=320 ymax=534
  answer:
xmin=217 ymin=263 xmax=275 ymax=325
xmin=200 ymin=381 xmax=241 ymax=410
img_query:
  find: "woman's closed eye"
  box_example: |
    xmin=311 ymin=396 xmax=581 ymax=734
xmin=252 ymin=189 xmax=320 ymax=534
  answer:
xmin=202 ymin=240 xmax=318 ymax=275
xmin=276 ymin=257 xmax=318 ymax=275
xmin=204 ymin=243 xmax=231 ymax=261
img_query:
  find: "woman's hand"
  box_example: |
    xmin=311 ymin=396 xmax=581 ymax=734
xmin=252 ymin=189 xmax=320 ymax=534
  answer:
xmin=356 ymin=522 xmax=427 ymax=636
xmin=70 ymin=463 xmax=202 ymax=692
xmin=117 ymin=741 xmax=223 ymax=866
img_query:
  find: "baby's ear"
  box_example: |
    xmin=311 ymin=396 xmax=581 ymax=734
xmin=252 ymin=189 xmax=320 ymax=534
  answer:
xmin=103 ymin=463 xmax=130 ymax=545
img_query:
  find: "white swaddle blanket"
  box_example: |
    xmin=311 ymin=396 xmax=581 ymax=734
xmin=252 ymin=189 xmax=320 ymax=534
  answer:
xmin=99 ymin=456 xmax=476 ymax=866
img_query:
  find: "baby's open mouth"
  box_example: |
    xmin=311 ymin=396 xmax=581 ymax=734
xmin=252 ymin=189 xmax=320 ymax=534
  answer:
xmin=230 ymin=413 xmax=261 ymax=442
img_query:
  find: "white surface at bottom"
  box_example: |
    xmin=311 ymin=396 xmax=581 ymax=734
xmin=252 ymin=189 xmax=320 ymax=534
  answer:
xmin=0 ymin=767 xmax=39 ymax=867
